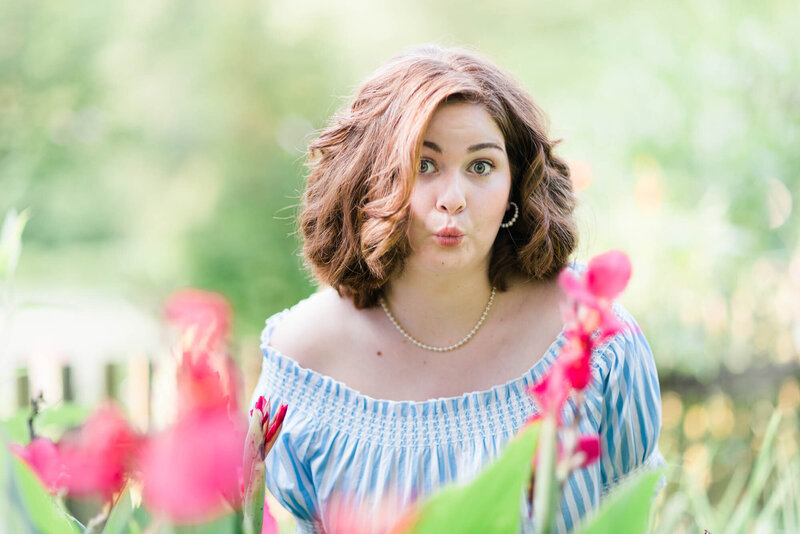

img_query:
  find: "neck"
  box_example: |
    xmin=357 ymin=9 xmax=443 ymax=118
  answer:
xmin=382 ymin=263 xmax=495 ymax=347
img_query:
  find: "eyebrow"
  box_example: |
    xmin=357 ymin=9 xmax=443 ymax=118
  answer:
xmin=422 ymin=141 xmax=505 ymax=154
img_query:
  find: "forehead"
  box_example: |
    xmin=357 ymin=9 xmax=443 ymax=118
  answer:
xmin=423 ymin=102 xmax=505 ymax=148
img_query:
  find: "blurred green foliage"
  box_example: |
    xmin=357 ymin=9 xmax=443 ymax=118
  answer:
xmin=1 ymin=0 xmax=798 ymax=376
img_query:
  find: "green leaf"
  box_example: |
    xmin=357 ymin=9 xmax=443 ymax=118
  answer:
xmin=36 ymin=403 xmax=93 ymax=434
xmin=3 ymin=403 xmax=92 ymax=445
xmin=1 ymin=425 xmax=36 ymax=534
xmin=406 ymin=421 xmax=540 ymax=534
xmin=1 ymin=408 xmax=91 ymax=534
xmin=575 ymin=468 xmax=664 ymax=534
xmin=2 ymin=413 xmax=30 ymax=444
xmin=713 ymin=463 xmax=749 ymax=528
xmin=650 ymin=490 xmax=688 ymax=534
xmin=102 ymin=487 xmax=134 ymax=534
xmin=130 ymin=506 xmax=152 ymax=533
xmin=726 ymin=410 xmax=782 ymax=534
xmin=0 ymin=207 xmax=30 ymax=279
xmin=7 ymin=453 xmax=82 ymax=534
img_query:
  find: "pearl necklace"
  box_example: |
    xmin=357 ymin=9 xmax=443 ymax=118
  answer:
xmin=378 ymin=287 xmax=496 ymax=352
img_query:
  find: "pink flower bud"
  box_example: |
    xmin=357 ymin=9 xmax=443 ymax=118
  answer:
xmin=265 ymin=404 xmax=287 ymax=446
xmin=251 ymin=395 xmax=270 ymax=428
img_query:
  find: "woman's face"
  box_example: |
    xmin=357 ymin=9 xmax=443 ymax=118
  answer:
xmin=406 ymin=101 xmax=512 ymax=276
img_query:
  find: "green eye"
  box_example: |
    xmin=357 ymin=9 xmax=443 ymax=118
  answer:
xmin=470 ymin=160 xmax=494 ymax=176
xmin=418 ymin=159 xmax=435 ymax=174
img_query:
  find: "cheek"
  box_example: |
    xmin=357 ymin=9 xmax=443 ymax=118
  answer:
xmin=407 ymin=188 xmax=431 ymax=225
xmin=409 ymin=184 xmax=430 ymax=211
xmin=486 ymin=181 xmax=512 ymax=219
xmin=407 ymin=204 xmax=423 ymax=231
xmin=406 ymin=195 xmax=427 ymax=246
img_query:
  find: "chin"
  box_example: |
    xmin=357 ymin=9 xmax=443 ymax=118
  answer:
xmin=416 ymin=250 xmax=482 ymax=273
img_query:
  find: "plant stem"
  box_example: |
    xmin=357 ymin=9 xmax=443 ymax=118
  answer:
xmin=534 ymin=415 xmax=558 ymax=534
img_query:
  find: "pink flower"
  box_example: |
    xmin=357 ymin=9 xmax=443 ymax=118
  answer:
xmin=324 ymin=492 xmax=415 ymax=534
xmin=557 ymin=251 xmax=631 ymax=343
xmin=558 ymin=328 xmax=594 ymax=390
xmin=141 ymin=342 xmax=250 ymax=523
xmin=140 ymin=406 xmax=247 ymax=524
xmin=57 ymin=405 xmax=142 ymax=500
xmin=165 ymin=288 xmax=232 ymax=352
xmin=531 ymin=432 xmax=601 ymax=474
xmin=557 ymin=270 xmax=597 ymax=309
xmin=177 ymin=349 xmax=239 ymax=414
xmin=527 ymin=252 xmax=631 ymax=515
xmin=586 ymin=250 xmax=631 ymax=300
xmin=573 ymin=434 xmax=600 ymax=468
xmin=554 ymin=433 xmax=601 ymax=481
xmin=543 ymin=251 xmax=633 ymax=399
xmin=527 ymin=362 xmax=571 ymax=418
xmin=559 ymin=286 xmax=620 ymax=337
xmin=9 ymin=404 xmax=141 ymax=501
xmin=8 ymin=437 xmax=65 ymax=493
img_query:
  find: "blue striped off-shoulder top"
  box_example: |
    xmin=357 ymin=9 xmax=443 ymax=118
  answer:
xmin=250 ymin=263 xmax=665 ymax=533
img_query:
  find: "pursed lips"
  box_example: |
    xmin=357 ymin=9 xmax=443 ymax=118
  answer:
xmin=435 ymin=227 xmax=464 ymax=237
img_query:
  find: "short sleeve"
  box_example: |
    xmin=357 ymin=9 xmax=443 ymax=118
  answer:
xmin=250 ymin=313 xmax=321 ymax=531
xmin=263 ymin=432 xmax=319 ymax=531
xmin=597 ymin=305 xmax=665 ymax=495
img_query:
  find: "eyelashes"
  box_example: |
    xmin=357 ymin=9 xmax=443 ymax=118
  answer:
xmin=469 ymin=160 xmax=494 ymax=175
xmin=418 ymin=158 xmax=495 ymax=176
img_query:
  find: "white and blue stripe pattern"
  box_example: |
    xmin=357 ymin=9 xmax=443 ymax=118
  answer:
xmin=251 ymin=266 xmax=665 ymax=533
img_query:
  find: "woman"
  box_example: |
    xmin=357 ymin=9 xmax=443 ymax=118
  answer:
xmin=251 ymin=45 xmax=664 ymax=533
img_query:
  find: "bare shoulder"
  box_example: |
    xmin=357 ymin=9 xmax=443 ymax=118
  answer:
xmin=507 ymin=274 xmax=564 ymax=312
xmin=500 ymin=275 xmax=565 ymax=347
xmin=267 ymin=287 xmax=354 ymax=368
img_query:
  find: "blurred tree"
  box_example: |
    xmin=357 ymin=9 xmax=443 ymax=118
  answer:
xmin=1 ymin=0 xmax=797 ymax=373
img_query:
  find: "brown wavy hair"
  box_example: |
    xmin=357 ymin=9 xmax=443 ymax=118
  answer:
xmin=300 ymin=44 xmax=578 ymax=308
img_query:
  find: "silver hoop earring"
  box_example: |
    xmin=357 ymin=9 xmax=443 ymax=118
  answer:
xmin=500 ymin=201 xmax=519 ymax=229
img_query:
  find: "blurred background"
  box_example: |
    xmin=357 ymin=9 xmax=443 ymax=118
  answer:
xmin=1 ymin=0 xmax=798 ymax=531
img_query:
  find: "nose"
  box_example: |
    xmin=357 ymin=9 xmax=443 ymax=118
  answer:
xmin=436 ymin=171 xmax=466 ymax=215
